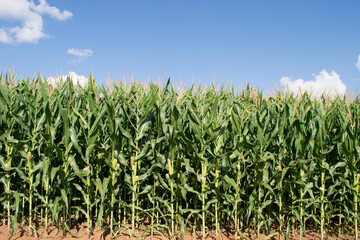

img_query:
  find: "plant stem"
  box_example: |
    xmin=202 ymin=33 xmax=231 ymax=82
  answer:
xmin=215 ymin=168 xmax=220 ymax=237
xmin=258 ymin=186 xmax=261 ymax=240
xmin=201 ymin=163 xmax=207 ymax=240
xmin=300 ymin=167 xmax=305 ymax=240
xmin=235 ymin=164 xmax=241 ymax=239
xmin=86 ymin=172 xmax=91 ymax=238
xmin=131 ymin=156 xmax=137 ymax=237
xmin=45 ymin=175 xmax=49 ymax=235
xmin=354 ymin=170 xmax=359 ymax=240
xmin=339 ymin=190 xmax=343 ymax=236
xmin=279 ymin=182 xmax=283 ymax=240
xmin=168 ymin=158 xmax=175 ymax=237
xmin=151 ymin=180 xmax=155 ymax=239
xmin=27 ymin=150 xmax=34 ymax=236
xmin=110 ymin=148 xmax=116 ymax=235
xmin=320 ymin=158 xmax=325 ymax=240
xmin=5 ymin=146 xmax=12 ymax=233
xmin=7 ymin=180 xmax=11 ymax=232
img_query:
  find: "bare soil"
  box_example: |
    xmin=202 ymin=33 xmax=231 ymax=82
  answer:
xmin=0 ymin=222 xmax=355 ymax=240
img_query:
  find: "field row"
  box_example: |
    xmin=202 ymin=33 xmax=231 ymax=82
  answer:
xmin=0 ymin=75 xmax=359 ymax=239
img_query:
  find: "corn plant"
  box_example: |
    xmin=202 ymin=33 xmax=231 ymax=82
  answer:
xmin=0 ymin=74 xmax=360 ymax=240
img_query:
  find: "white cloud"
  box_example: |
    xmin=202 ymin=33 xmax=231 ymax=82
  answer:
xmin=67 ymin=48 xmax=93 ymax=64
xmin=280 ymin=70 xmax=346 ymax=96
xmin=31 ymin=0 xmax=72 ymax=21
xmin=0 ymin=0 xmax=72 ymax=44
xmin=0 ymin=29 xmax=12 ymax=43
xmin=47 ymin=72 xmax=88 ymax=88
xmin=357 ymin=55 xmax=360 ymax=71
xmin=67 ymin=48 xmax=93 ymax=58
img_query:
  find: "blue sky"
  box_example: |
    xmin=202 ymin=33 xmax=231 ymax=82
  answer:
xmin=1 ymin=0 xmax=360 ymax=94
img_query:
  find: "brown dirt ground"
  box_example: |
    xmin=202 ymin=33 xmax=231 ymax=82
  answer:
xmin=0 ymin=222 xmax=355 ymax=240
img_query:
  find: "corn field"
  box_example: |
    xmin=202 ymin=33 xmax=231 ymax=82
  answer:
xmin=0 ymin=74 xmax=359 ymax=239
